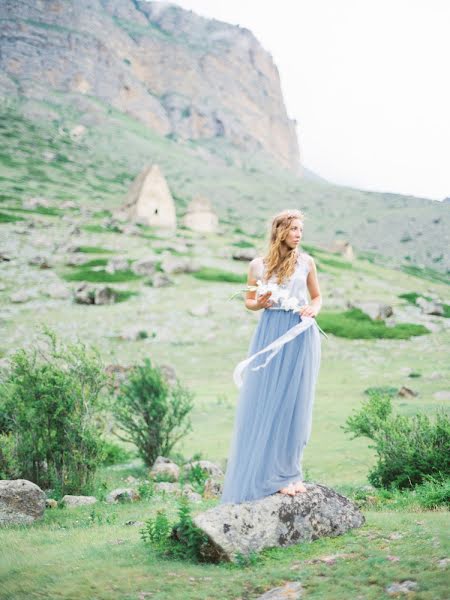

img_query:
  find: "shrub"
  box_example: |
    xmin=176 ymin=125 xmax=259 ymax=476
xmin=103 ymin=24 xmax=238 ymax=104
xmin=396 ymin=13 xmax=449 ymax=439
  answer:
xmin=342 ymin=393 xmax=450 ymax=489
xmin=0 ymin=328 xmax=107 ymax=494
xmin=100 ymin=440 xmax=133 ymax=466
xmin=112 ymin=358 xmax=194 ymax=468
xmin=141 ymin=496 xmax=210 ymax=562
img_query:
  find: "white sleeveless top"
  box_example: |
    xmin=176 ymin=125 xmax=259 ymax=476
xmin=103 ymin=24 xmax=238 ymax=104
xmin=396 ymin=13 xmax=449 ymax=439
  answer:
xmin=250 ymin=251 xmax=312 ymax=310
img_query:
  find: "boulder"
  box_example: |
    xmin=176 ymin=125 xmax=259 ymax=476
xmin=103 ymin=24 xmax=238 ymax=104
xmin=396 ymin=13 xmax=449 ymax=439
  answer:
xmin=416 ymin=297 xmax=445 ymax=316
xmin=160 ymin=255 xmax=200 ymax=274
xmin=45 ymin=283 xmax=71 ymax=299
xmin=398 ymin=386 xmax=418 ymax=398
xmin=150 ymin=456 xmax=180 ymax=481
xmin=105 ymin=257 xmax=129 ymax=273
xmin=203 ymin=478 xmax=223 ymax=500
xmin=28 ymin=255 xmax=52 ymax=269
xmin=255 ymin=582 xmax=303 ymax=600
xmin=74 ymin=284 xmax=116 ymax=305
xmin=150 ymin=272 xmax=174 ymax=288
xmin=189 ymin=303 xmax=211 ymax=317
xmin=106 ymin=488 xmax=140 ymax=504
xmin=184 ymin=460 xmax=224 ymax=479
xmin=131 ymin=256 xmax=159 ymax=276
xmin=232 ymin=248 xmax=257 ymax=261
xmin=65 ymin=254 xmax=89 ymax=266
xmin=23 ymin=197 xmax=51 ymax=209
xmin=45 ymin=498 xmax=58 ymax=509
xmin=62 ymin=495 xmax=97 ymax=508
xmin=154 ymin=482 xmax=202 ymax=503
xmin=348 ymin=301 xmax=393 ymax=321
xmin=10 ymin=291 xmax=31 ymax=303
xmin=191 ymin=483 xmax=365 ymax=562
xmin=0 ymin=479 xmax=46 ymax=526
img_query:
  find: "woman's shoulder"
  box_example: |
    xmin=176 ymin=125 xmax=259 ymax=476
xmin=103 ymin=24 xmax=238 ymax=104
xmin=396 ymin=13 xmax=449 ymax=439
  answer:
xmin=297 ymin=250 xmax=314 ymax=272
xmin=249 ymin=256 xmax=265 ymax=279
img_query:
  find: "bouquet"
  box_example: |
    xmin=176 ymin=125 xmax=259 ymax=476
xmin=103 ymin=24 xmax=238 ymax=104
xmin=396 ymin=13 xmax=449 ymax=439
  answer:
xmin=229 ymin=279 xmax=305 ymax=313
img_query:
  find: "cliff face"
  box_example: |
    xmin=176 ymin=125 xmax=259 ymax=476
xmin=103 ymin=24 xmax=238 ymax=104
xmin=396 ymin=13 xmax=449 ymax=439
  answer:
xmin=0 ymin=0 xmax=301 ymax=171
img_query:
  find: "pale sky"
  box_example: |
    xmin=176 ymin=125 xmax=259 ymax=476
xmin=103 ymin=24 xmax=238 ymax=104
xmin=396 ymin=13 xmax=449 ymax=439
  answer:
xmin=168 ymin=0 xmax=450 ymax=201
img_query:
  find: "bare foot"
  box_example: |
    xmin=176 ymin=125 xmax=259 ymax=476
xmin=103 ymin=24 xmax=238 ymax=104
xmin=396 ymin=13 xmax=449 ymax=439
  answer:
xmin=278 ymin=482 xmax=296 ymax=496
xmin=292 ymin=480 xmax=307 ymax=493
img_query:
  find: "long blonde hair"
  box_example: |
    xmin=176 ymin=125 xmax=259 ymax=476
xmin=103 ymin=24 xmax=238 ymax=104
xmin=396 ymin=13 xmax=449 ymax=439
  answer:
xmin=263 ymin=209 xmax=305 ymax=285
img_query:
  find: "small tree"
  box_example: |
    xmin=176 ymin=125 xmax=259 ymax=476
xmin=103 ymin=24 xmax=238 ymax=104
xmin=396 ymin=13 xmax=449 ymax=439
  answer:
xmin=0 ymin=327 xmax=107 ymax=495
xmin=342 ymin=393 xmax=450 ymax=489
xmin=112 ymin=358 xmax=194 ymax=467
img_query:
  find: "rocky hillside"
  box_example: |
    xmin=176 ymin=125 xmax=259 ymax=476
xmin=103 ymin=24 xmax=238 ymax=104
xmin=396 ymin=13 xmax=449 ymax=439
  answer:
xmin=0 ymin=0 xmax=300 ymax=171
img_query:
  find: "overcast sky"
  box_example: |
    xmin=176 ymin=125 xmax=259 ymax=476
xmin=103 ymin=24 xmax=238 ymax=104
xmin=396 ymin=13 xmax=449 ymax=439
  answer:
xmin=171 ymin=0 xmax=449 ymax=201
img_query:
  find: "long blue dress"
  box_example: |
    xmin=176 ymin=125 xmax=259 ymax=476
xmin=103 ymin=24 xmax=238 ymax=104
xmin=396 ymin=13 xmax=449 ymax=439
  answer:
xmin=220 ymin=251 xmax=322 ymax=504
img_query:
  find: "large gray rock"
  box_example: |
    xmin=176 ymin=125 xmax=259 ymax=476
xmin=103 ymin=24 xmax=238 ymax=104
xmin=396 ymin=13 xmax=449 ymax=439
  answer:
xmin=0 ymin=479 xmax=46 ymax=525
xmin=192 ymin=483 xmax=365 ymax=562
xmin=150 ymin=456 xmax=180 ymax=481
xmin=184 ymin=460 xmax=224 ymax=479
xmin=62 ymin=495 xmax=97 ymax=508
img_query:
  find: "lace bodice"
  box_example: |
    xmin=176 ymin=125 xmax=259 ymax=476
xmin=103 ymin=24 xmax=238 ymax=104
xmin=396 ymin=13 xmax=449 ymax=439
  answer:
xmin=250 ymin=251 xmax=312 ymax=310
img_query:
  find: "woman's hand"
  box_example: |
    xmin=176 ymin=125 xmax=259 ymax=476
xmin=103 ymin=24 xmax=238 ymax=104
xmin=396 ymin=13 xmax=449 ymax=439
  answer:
xmin=256 ymin=291 xmax=273 ymax=309
xmin=298 ymin=304 xmax=319 ymax=318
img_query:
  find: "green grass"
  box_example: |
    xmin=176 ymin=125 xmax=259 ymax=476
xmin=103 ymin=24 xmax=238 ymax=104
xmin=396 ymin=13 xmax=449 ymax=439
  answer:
xmin=78 ymin=246 xmax=114 ymax=254
xmin=115 ymin=290 xmax=138 ymax=303
xmin=192 ymin=268 xmax=247 ymax=283
xmin=400 ymin=265 xmax=450 ymax=285
xmin=0 ymin=211 xmax=25 ymax=223
xmin=81 ymin=258 xmax=109 ymax=268
xmin=0 ymin=205 xmax=64 ymax=216
xmin=82 ymin=224 xmax=119 ymax=234
xmin=62 ymin=267 xmax=141 ymax=283
xmin=232 ymin=240 xmax=255 ymax=248
xmin=316 ymin=308 xmax=430 ymax=339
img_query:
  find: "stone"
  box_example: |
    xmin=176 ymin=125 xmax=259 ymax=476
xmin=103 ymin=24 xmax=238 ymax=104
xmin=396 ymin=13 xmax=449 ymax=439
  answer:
xmin=74 ymin=284 xmax=116 ymax=305
xmin=122 ymin=164 xmax=176 ymax=229
xmin=0 ymin=479 xmax=46 ymax=526
xmin=45 ymin=498 xmax=58 ymax=509
xmin=184 ymin=460 xmax=224 ymax=479
xmin=45 ymin=283 xmax=71 ymax=299
xmin=154 ymin=482 xmax=202 ymax=502
xmin=119 ymin=327 xmax=149 ymax=341
xmin=203 ymin=478 xmax=223 ymax=500
xmin=433 ymin=390 xmax=450 ymax=401
xmin=255 ymin=582 xmax=303 ymax=599
xmin=416 ymin=297 xmax=445 ymax=316
xmin=386 ymin=580 xmax=418 ymax=595
xmin=10 ymin=290 xmax=33 ymax=303
xmin=191 ymin=483 xmax=364 ymax=562
xmin=160 ymin=255 xmax=199 ymax=274
xmin=150 ymin=272 xmax=174 ymax=288
xmin=182 ymin=196 xmax=219 ymax=233
xmin=28 ymin=255 xmax=52 ymax=269
xmin=398 ymin=386 xmax=418 ymax=398
xmin=348 ymin=301 xmax=393 ymax=321
xmin=131 ymin=256 xmax=159 ymax=276
xmin=105 ymin=257 xmax=129 ymax=273
xmin=232 ymin=248 xmax=258 ymax=261
xmin=62 ymin=495 xmax=97 ymax=508
xmin=65 ymin=254 xmax=88 ymax=266
xmin=23 ymin=197 xmax=51 ymax=209
xmin=105 ymin=488 xmax=140 ymax=504
xmin=189 ymin=303 xmax=211 ymax=317
xmin=150 ymin=456 xmax=180 ymax=481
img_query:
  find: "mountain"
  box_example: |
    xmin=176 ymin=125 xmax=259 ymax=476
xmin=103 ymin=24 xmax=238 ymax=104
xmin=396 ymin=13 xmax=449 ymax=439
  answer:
xmin=0 ymin=0 xmax=300 ymax=171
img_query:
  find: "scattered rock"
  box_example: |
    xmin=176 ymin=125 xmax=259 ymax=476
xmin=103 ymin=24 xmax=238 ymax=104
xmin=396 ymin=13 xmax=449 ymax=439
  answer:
xmin=437 ymin=557 xmax=449 ymax=568
xmin=74 ymin=284 xmax=116 ymax=305
xmin=0 ymin=479 xmax=46 ymax=526
xmin=105 ymin=488 xmax=140 ymax=504
xmin=62 ymin=495 xmax=97 ymax=508
xmin=45 ymin=499 xmax=58 ymax=509
xmin=416 ymin=297 xmax=445 ymax=316
xmin=45 ymin=283 xmax=71 ymax=299
xmin=28 ymin=255 xmax=52 ymax=269
xmin=149 ymin=272 xmax=174 ymax=287
xmin=189 ymin=303 xmax=211 ymax=317
xmin=433 ymin=390 xmax=450 ymax=401
xmin=255 ymin=581 xmax=303 ymax=599
xmin=0 ymin=253 xmax=12 ymax=262
xmin=203 ymin=478 xmax=223 ymax=499
xmin=65 ymin=254 xmax=88 ymax=266
xmin=429 ymin=371 xmax=443 ymax=380
xmin=191 ymin=483 xmax=364 ymax=562
xmin=131 ymin=256 xmax=159 ymax=276
xmin=119 ymin=326 xmax=149 ymax=341
xmin=150 ymin=456 xmax=180 ymax=481
xmin=10 ymin=290 xmax=31 ymax=303
xmin=154 ymin=482 xmax=202 ymax=503
xmin=398 ymin=386 xmax=418 ymax=398
xmin=125 ymin=520 xmax=145 ymax=527
xmin=105 ymin=257 xmax=129 ymax=273
xmin=160 ymin=255 xmax=199 ymax=274
xmin=232 ymin=248 xmax=257 ymax=261
xmin=305 ymin=552 xmax=356 ymax=565
xmin=386 ymin=580 xmax=418 ymax=595
xmin=23 ymin=197 xmax=51 ymax=209
xmin=184 ymin=460 xmax=224 ymax=479
xmin=348 ymin=301 xmax=393 ymax=321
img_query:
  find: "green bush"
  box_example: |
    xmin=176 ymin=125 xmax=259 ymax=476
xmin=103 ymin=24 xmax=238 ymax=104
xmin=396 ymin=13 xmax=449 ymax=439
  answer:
xmin=62 ymin=267 xmax=141 ymax=283
xmin=112 ymin=358 xmax=194 ymax=468
xmin=100 ymin=440 xmax=133 ymax=466
xmin=343 ymin=394 xmax=450 ymax=489
xmin=141 ymin=496 xmax=210 ymax=562
xmin=0 ymin=328 xmax=107 ymax=495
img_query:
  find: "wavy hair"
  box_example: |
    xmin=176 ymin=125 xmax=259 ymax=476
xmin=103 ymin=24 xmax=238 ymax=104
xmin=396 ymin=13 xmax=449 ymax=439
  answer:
xmin=263 ymin=209 xmax=305 ymax=285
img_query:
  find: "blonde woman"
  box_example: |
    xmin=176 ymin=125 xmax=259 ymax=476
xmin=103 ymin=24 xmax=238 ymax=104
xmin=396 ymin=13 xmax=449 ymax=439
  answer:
xmin=220 ymin=209 xmax=323 ymax=504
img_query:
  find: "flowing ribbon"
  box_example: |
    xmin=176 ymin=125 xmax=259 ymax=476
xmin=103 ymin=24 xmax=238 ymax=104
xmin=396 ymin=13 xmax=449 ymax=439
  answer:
xmin=233 ymin=315 xmax=327 ymax=389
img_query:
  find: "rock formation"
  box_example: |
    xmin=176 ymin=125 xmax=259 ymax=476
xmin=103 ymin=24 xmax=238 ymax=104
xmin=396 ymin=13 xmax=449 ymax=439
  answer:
xmin=0 ymin=0 xmax=301 ymax=171
xmin=182 ymin=196 xmax=219 ymax=233
xmin=191 ymin=483 xmax=365 ymax=562
xmin=122 ymin=164 xmax=177 ymax=228
xmin=0 ymin=479 xmax=46 ymax=525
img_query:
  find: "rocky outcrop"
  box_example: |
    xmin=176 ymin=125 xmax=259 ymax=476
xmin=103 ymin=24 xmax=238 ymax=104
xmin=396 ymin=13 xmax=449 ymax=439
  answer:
xmin=0 ymin=0 xmax=300 ymax=171
xmin=192 ymin=483 xmax=365 ymax=562
xmin=0 ymin=479 xmax=46 ymax=525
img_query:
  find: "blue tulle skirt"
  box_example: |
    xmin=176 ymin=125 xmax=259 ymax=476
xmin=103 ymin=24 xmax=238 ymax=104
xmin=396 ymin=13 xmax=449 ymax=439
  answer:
xmin=220 ymin=308 xmax=321 ymax=504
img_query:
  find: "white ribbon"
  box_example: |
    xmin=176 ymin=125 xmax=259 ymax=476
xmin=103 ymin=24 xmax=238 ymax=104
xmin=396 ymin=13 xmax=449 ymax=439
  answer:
xmin=233 ymin=316 xmax=325 ymax=388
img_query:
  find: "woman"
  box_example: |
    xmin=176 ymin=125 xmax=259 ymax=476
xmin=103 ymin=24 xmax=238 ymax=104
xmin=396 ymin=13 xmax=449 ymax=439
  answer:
xmin=220 ymin=209 xmax=322 ymax=504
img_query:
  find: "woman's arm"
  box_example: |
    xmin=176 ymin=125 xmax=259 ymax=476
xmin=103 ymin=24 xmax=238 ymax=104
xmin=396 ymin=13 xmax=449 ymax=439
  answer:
xmin=299 ymin=256 xmax=322 ymax=318
xmin=244 ymin=258 xmax=272 ymax=311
